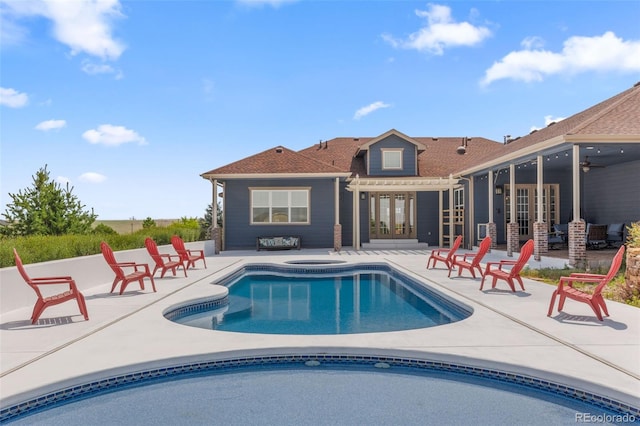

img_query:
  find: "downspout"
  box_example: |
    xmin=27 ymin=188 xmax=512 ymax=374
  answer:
xmin=449 ymin=173 xmax=454 ymax=248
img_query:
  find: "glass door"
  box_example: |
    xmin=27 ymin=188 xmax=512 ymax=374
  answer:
xmin=369 ymin=192 xmax=416 ymax=239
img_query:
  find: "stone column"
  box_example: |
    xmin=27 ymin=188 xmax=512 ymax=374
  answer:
xmin=506 ymin=222 xmax=519 ymax=257
xmin=487 ymin=222 xmax=497 ymax=250
xmin=211 ymin=227 xmax=221 ymax=255
xmin=333 ymin=224 xmax=342 ymax=252
xmin=533 ymin=222 xmax=548 ymax=261
xmin=569 ymin=220 xmax=586 ymax=268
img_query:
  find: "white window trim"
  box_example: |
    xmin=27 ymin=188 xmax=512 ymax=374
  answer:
xmin=381 ymin=148 xmax=403 ymax=170
xmin=249 ymin=187 xmax=311 ymax=225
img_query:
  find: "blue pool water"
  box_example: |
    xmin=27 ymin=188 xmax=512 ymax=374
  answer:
xmin=7 ymin=358 xmax=633 ymax=425
xmin=171 ymin=265 xmax=470 ymax=334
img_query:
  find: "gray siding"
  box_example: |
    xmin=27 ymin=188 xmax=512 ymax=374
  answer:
xmin=223 ymin=178 xmax=337 ymax=250
xmin=583 ymin=160 xmax=640 ymax=225
xmin=367 ymin=135 xmax=417 ymax=176
xmin=416 ymin=192 xmax=441 ymax=246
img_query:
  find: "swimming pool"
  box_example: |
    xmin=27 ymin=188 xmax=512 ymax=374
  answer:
xmin=167 ymin=263 xmax=472 ymax=334
xmin=4 ymin=354 xmax=636 ymax=424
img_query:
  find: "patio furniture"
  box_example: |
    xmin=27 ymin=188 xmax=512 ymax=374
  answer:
xmin=480 ymin=239 xmax=534 ymax=292
xmin=100 ymin=241 xmax=156 ymax=295
xmin=171 ymin=236 xmax=207 ymax=270
xmin=606 ymin=223 xmax=625 ymax=247
xmin=449 ymin=236 xmax=491 ymax=279
xmin=145 ymin=237 xmax=187 ymax=278
xmin=547 ymin=245 xmax=625 ymax=321
xmin=586 ymin=223 xmax=607 ymax=249
xmin=548 ymin=223 xmax=568 ymax=249
xmin=13 ymin=248 xmax=89 ymax=324
xmin=427 ymin=235 xmax=463 ymax=272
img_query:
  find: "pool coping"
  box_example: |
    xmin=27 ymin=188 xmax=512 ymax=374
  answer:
xmin=1 ymin=248 xmax=639 ymax=419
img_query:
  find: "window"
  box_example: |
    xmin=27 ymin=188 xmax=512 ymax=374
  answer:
xmin=382 ymin=149 xmax=403 ymax=170
xmin=251 ymin=189 xmax=310 ymax=224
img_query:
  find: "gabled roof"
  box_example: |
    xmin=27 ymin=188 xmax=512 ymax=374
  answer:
xmin=202 ymin=82 xmax=640 ymax=180
xmin=201 ymin=145 xmax=347 ymax=178
xmin=355 ymin=128 xmax=427 ymax=155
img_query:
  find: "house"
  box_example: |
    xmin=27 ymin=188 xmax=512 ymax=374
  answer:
xmin=201 ymin=82 xmax=640 ymax=267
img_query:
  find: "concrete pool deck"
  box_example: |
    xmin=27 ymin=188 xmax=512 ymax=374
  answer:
xmin=1 ymin=246 xmax=639 ymax=413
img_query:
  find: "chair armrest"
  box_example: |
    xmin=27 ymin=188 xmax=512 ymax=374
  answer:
xmin=559 ymin=276 xmax=603 ymax=286
xmin=160 ymin=253 xmax=180 ymax=261
xmin=187 ymin=249 xmax=204 ymax=256
xmin=569 ymin=273 xmax=606 ymax=279
xmin=431 ymin=248 xmax=451 ymax=255
xmin=31 ymin=276 xmax=74 ymax=282
xmin=31 ymin=278 xmax=76 ymax=285
xmin=462 ymin=253 xmax=477 ymax=260
xmin=117 ymin=262 xmax=150 ymax=272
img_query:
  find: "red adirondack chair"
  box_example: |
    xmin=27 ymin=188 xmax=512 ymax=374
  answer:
xmin=480 ymin=239 xmax=534 ymax=292
xmin=100 ymin=241 xmax=156 ymax=295
xmin=449 ymin=236 xmax=492 ymax=279
xmin=171 ymin=236 xmax=207 ymax=270
xmin=548 ymin=245 xmax=625 ymax=321
xmin=13 ymin=248 xmax=89 ymax=324
xmin=427 ymin=235 xmax=462 ymax=271
xmin=145 ymin=237 xmax=187 ymax=278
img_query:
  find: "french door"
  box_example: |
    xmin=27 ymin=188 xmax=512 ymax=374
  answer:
xmin=369 ymin=192 xmax=416 ymax=239
xmin=505 ymin=184 xmax=560 ymax=240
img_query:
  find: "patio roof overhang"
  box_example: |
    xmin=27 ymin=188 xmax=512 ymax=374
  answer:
xmin=454 ymin=134 xmax=640 ymax=176
xmin=345 ymin=176 xmax=462 ymax=192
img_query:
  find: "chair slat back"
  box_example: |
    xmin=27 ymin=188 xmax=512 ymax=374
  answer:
xmin=145 ymin=238 xmax=161 ymax=263
xmin=446 ymin=235 xmax=463 ymax=261
xmin=171 ymin=236 xmax=187 ymax=257
xmin=509 ymin=239 xmax=534 ymax=276
xmin=13 ymin=248 xmax=45 ymax=299
xmin=595 ymin=245 xmax=626 ymax=294
xmin=100 ymin=242 xmax=124 ymax=278
xmin=472 ymin=236 xmax=492 ymax=267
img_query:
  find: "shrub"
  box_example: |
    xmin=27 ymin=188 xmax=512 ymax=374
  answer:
xmin=142 ymin=217 xmax=157 ymax=229
xmin=627 ymin=221 xmax=640 ymax=248
xmin=93 ymin=223 xmax=118 ymax=235
xmin=0 ymin=225 xmax=204 ymax=268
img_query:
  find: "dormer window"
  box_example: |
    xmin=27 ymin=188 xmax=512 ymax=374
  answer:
xmin=382 ymin=149 xmax=403 ymax=170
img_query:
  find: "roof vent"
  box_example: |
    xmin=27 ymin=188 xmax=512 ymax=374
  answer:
xmin=634 ymin=81 xmax=640 ymax=87
xmin=275 ymin=147 xmax=283 ymax=153
xmin=353 ymin=138 xmax=359 ymax=141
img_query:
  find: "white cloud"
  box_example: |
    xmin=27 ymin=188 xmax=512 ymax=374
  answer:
xmin=353 ymin=101 xmax=391 ymax=120
xmin=0 ymin=87 xmax=29 ymax=108
xmin=482 ymin=31 xmax=640 ymax=86
xmin=82 ymin=124 xmax=147 ymax=146
xmin=35 ymin=119 xmax=67 ymax=131
xmin=81 ymin=61 xmax=122 ymax=79
xmin=79 ymin=172 xmax=107 ymax=183
xmin=382 ymin=4 xmax=491 ymax=55
xmin=2 ymin=0 xmax=126 ymax=60
xmin=530 ymin=115 xmax=566 ymax=133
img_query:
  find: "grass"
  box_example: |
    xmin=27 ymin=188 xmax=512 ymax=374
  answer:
xmin=94 ymin=219 xmax=179 ymax=235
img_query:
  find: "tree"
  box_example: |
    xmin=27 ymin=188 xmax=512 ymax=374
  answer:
xmin=199 ymin=202 xmax=223 ymax=239
xmin=1 ymin=165 xmax=97 ymax=236
xmin=142 ymin=217 xmax=157 ymax=228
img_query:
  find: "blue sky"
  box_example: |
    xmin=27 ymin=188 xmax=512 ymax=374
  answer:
xmin=1 ymin=0 xmax=639 ymax=220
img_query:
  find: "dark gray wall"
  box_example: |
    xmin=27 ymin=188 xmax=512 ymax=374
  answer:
xmin=223 ymin=178 xmax=337 ymax=250
xmin=416 ymin=191 xmax=441 ymax=246
xmin=583 ymin=160 xmax=640 ymax=226
xmin=367 ymin=135 xmax=417 ymax=176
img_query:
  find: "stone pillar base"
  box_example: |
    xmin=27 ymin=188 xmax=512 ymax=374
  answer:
xmin=506 ymin=222 xmax=519 ymax=257
xmin=533 ymin=222 xmax=549 ymax=261
xmin=569 ymin=220 xmax=586 ymax=268
xmin=487 ymin=222 xmax=497 ymax=250
xmin=211 ymin=227 xmax=221 ymax=255
xmin=333 ymin=224 xmax=342 ymax=252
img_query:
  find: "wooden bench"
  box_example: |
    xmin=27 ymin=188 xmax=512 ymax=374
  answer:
xmin=256 ymin=236 xmax=301 ymax=251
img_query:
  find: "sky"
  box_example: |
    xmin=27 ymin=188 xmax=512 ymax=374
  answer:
xmin=1 ymin=0 xmax=639 ymax=220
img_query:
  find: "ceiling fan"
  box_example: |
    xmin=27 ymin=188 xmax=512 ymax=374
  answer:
xmin=580 ymin=156 xmax=605 ymax=172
